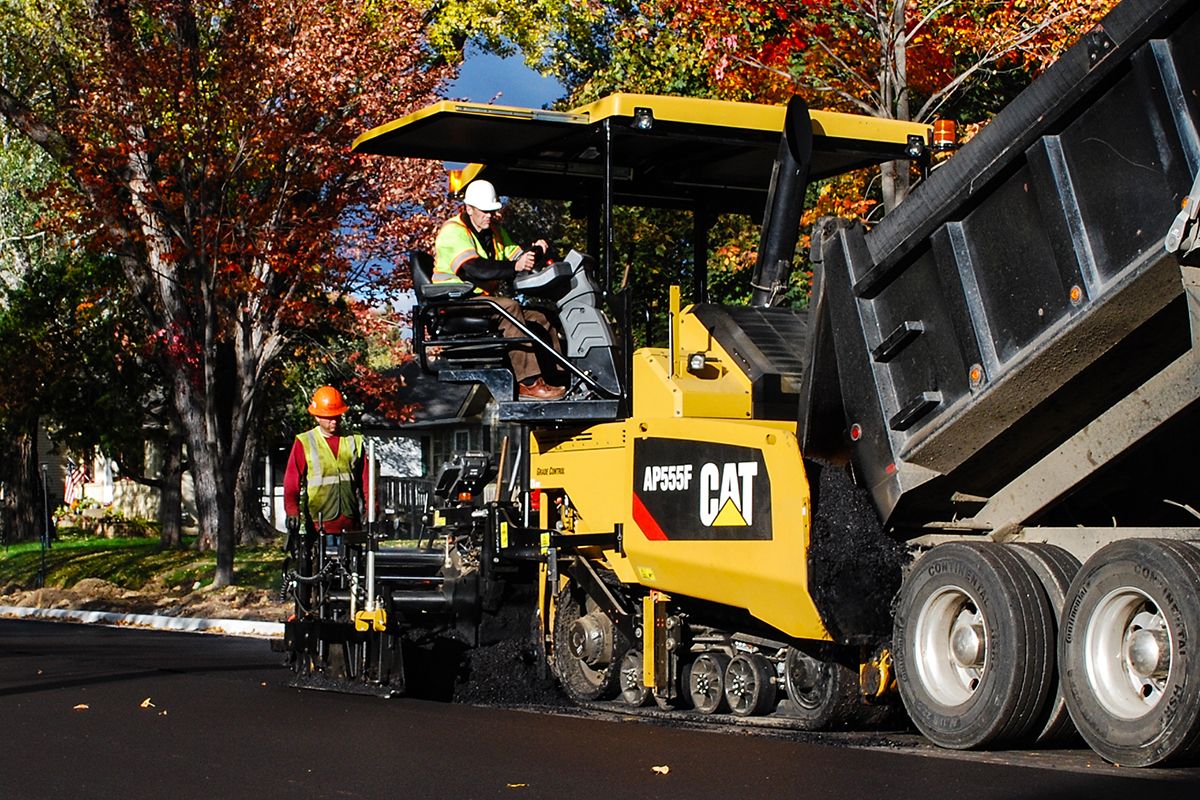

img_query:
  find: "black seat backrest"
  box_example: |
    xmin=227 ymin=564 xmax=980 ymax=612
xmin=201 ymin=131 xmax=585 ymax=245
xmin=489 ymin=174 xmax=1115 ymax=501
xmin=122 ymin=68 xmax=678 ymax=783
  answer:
xmin=409 ymin=250 xmax=435 ymax=303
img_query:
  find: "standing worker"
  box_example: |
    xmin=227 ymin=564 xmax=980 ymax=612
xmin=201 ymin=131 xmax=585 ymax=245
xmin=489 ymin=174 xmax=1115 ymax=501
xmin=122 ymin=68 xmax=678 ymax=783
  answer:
xmin=283 ymin=386 xmax=367 ymax=536
xmin=434 ymin=179 xmax=566 ymax=400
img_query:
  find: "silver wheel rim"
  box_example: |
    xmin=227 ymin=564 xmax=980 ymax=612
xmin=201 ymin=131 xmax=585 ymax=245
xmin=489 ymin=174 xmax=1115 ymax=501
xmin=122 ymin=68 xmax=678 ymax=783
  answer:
xmin=913 ymin=585 xmax=987 ymax=707
xmin=1084 ymin=586 xmax=1171 ymax=720
xmin=619 ymin=651 xmax=646 ymax=705
xmin=726 ymin=656 xmax=758 ymax=714
xmin=786 ymin=648 xmax=827 ymax=710
xmin=690 ymin=656 xmax=723 ymax=712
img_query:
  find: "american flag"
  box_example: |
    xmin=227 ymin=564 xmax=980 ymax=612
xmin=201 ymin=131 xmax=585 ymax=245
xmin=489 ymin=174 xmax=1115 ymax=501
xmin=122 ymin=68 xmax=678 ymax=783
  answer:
xmin=64 ymin=459 xmax=88 ymax=504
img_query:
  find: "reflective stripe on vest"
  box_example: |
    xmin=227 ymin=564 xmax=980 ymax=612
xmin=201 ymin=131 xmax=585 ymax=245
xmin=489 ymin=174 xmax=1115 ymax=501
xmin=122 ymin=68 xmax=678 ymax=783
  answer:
xmin=433 ymin=215 xmax=521 ymax=289
xmin=298 ymin=428 xmax=362 ymax=523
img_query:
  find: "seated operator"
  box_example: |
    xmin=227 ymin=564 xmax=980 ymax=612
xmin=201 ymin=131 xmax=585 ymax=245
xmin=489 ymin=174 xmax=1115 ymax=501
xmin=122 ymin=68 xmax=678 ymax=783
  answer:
xmin=433 ymin=179 xmax=565 ymax=401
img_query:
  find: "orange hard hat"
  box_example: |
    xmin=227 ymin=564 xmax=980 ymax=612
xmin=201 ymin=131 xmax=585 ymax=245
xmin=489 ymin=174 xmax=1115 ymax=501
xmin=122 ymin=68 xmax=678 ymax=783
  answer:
xmin=308 ymin=385 xmax=348 ymax=417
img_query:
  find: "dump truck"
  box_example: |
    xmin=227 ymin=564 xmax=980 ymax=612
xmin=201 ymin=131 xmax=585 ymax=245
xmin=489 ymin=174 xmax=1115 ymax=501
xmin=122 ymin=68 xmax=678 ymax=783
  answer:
xmin=282 ymin=0 xmax=1200 ymax=768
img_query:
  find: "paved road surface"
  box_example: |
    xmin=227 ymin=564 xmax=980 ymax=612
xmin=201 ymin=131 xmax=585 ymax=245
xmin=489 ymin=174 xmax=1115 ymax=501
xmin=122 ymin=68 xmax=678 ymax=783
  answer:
xmin=1 ymin=619 xmax=1197 ymax=799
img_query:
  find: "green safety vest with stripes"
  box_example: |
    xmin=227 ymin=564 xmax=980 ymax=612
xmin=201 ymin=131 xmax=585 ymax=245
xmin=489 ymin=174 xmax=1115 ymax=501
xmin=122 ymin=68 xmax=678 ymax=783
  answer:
xmin=297 ymin=428 xmax=363 ymax=524
xmin=433 ymin=213 xmax=521 ymax=293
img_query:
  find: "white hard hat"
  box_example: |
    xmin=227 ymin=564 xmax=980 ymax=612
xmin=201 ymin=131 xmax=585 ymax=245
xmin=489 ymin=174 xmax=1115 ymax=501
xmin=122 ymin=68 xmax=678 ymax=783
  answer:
xmin=463 ymin=180 xmax=503 ymax=212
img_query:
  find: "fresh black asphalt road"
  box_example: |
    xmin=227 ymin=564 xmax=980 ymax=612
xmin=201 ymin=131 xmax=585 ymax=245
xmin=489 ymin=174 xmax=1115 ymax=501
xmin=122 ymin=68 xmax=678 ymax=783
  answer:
xmin=1 ymin=619 xmax=1197 ymax=799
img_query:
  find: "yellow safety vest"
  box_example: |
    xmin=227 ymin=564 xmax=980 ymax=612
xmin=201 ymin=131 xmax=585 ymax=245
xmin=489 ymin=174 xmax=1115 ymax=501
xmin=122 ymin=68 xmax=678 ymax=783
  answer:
xmin=297 ymin=428 xmax=363 ymax=524
xmin=433 ymin=214 xmax=521 ymax=293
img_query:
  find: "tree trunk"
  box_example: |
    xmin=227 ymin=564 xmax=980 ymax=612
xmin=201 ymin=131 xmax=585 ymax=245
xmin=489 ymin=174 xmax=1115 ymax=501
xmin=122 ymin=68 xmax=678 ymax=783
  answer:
xmin=187 ymin=441 xmax=236 ymax=586
xmin=174 ymin=377 xmax=237 ymax=587
xmin=235 ymin=424 xmax=274 ymax=546
xmin=881 ymin=159 xmax=911 ymax=212
xmin=0 ymin=418 xmax=43 ymax=544
xmin=158 ymin=419 xmax=185 ymax=549
xmin=880 ymin=1 xmax=912 ymax=213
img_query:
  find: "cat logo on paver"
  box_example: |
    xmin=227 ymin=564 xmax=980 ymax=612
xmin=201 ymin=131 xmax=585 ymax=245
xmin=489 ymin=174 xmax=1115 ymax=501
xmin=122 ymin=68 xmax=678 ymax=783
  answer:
xmin=633 ymin=439 xmax=770 ymax=541
xmin=698 ymin=461 xmax=758 ymax=527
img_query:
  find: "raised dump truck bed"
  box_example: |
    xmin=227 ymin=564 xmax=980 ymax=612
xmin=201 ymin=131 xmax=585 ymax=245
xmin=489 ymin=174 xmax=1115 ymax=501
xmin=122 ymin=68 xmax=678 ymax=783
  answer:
xmin=811 ymin=0 xmax=1200 ymax=535
xmin=811 ymin=0 xmax=1200 ymax=766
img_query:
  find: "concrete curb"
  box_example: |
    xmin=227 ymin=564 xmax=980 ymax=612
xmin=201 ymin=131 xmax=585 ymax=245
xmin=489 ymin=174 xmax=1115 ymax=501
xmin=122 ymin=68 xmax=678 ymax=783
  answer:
xmin=0 ymin=604 xmax=284 ymax=639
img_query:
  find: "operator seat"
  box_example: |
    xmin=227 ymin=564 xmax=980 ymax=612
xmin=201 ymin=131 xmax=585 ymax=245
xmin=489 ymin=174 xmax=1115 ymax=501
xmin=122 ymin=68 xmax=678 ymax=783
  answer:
xmin=408 ymin=250 xmax=513 ymax=383
xmin=409 ymin=249 xmax=435 ymax=302
xmin=408 ymin=250 xmax=493 ymax=336
xmin=409 ymin=248 xmax=621 ymax=419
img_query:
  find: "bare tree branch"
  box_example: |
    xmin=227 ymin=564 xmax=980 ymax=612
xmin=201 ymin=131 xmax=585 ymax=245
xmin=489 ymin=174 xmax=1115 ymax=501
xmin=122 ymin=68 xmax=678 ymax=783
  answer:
xmin=0 ymin=83 xmax=72 ymax=164
xmin=915 ymin=8 xmax=1079 ymax=121
xmin=907 ymin=0 xmax=957 ymax=42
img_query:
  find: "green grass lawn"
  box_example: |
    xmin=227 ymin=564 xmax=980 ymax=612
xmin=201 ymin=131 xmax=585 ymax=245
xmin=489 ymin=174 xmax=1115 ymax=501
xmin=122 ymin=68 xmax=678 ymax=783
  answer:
xmin=0 ymin=533 xmax=284 ymax=593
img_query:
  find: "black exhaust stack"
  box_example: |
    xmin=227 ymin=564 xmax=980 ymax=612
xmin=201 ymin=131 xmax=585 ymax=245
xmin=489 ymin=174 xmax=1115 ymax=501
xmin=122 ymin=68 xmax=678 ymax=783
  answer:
xmin=751 ymin=96 xmax=813 ymax=307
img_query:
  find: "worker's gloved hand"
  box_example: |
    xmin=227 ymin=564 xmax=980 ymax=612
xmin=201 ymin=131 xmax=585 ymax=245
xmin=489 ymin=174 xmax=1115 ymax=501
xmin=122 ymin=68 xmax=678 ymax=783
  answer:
xmin=285 ymin=515 xmax=301 ymax=536
xmin=526 ymin=240 xmax=551 ymax=268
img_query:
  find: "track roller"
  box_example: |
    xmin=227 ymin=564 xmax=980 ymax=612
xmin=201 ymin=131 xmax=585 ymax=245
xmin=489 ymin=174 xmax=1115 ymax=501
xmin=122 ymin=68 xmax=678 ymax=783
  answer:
xmin=688 ymin=652 xmax=731 ymax=714
xmin=725 ymin=653 xmax=777 ymax=717
xmin=618 ymin=650 xmax=652 ymax=707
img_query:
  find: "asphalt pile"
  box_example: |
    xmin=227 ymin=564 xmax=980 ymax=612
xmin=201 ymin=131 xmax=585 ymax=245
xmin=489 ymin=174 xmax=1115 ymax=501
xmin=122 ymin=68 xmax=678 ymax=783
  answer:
xmin=805 ymin=460 xmax=911 ymax=641
xmin=451 ymin=599 xmax=565 ymax=708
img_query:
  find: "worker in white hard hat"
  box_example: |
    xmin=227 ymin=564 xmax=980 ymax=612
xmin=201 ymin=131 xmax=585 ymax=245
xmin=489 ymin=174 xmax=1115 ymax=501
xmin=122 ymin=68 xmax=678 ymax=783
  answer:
xmin=433 ymin=179 xmax=565 ymax=401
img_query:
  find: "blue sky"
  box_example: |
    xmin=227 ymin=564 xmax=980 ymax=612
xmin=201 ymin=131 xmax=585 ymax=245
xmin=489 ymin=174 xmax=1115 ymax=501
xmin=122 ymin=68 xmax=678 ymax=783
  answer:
xmin=447 ymin=46 xmax=563 ymax=107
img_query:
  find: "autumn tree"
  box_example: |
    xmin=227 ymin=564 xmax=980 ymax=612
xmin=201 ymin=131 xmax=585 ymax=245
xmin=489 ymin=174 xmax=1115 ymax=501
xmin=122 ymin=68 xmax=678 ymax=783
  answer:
xmin=643 ymin=0 xmax=1120 ymax=209
xmin=0 ymin=0 xmax=452 ymax=583
xmin=45 ymin=263 xmax=193 ymax=549
xmin=2 ymin=122 xmax=194 ymax=549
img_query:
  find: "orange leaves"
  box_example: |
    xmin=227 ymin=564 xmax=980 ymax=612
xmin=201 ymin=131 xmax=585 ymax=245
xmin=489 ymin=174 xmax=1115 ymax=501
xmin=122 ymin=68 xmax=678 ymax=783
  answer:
xmin=652 ymin=0 xmax=1118 ymax=124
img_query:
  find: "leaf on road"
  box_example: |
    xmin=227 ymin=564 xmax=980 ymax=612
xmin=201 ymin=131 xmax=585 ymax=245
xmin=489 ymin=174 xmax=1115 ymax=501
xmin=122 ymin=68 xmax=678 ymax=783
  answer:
xmin=73 ymin=704 xmax=89 ymax=710
xmin=140 ymin=697 xmax=156 ymax=709
xmin=651 ymin=765 xmax=670 ymax=775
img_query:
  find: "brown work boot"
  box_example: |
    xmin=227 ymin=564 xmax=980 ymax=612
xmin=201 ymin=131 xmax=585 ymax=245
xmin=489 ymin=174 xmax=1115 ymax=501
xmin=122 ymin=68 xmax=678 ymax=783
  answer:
xmin=518 ymin=378 xmax=566 ymax=401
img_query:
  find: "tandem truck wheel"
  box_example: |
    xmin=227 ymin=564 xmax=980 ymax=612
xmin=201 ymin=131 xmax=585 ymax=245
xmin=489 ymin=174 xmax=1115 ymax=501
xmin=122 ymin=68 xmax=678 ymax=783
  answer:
xmin=1009 ymin=543 xmax=1081 ymax=746
xmin=893 ymin=542 xmax=1054 ymax=749
xmin=1059 ymin=539 xmax=1200 ymax=767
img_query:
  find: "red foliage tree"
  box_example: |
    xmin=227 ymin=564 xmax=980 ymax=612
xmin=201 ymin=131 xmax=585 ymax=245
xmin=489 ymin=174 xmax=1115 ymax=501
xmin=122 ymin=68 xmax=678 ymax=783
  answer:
xmin=0 ymin=0 xmax=452 ymax=584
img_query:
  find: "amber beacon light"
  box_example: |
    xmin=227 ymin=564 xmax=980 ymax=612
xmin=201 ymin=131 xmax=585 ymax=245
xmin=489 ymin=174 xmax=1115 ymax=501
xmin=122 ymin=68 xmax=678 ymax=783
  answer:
xmin=932 ymin=119 xmax=957 ymax=152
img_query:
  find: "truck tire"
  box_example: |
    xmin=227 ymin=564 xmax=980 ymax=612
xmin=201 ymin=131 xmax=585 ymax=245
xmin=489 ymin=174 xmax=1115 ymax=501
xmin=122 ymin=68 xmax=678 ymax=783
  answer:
xmin=1009 ymin=543 xmax=1081 ymax=745
xmin=894 ymin=542 xmax=1053 ymax=749
xmin=552 ymin=585 xmax=627 ymax=703
xmin=1059 ymin=539 xmax=1200 ymax=767
xmin=782 ymin=643 xmax=861 ymax=730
